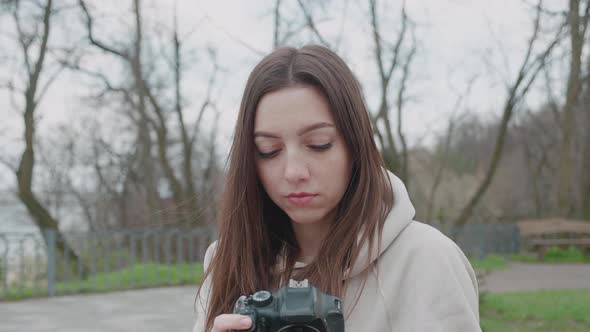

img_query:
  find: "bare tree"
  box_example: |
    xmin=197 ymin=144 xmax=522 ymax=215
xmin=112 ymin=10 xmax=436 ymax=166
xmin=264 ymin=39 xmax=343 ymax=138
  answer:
xmin=557 ymin=0 xmax=590 ymax=217
xmin=78 ymin=0 xmax=162 ymax=225
xmin=77 ymin=0 xmax=219 ymax=227
xmin=513 ymin=105 xmax=560 ymax=217
xmin=368 ymin=0 xmax=416 ymax=185
xmin=90 ymin=131 xmax=140 ymax=229
xmin=582 ymin=110 xmax=590 ymax=220
xmin=145 ymin=9 xmax=220 ymax=226
xmin=2 ymin=0 xmax=82 ymax=262
xmin=271 ymin=0 xmax=343 ymax=49
xmin=38 ymin=124 xmax=113 ymax=232
xmin=425 ymin=79 xmax=474 ymax=223
xmin=581 ymin=48 xmax=590 ymax=220
xmin=453 ymin=0 xmax=566 ymax=227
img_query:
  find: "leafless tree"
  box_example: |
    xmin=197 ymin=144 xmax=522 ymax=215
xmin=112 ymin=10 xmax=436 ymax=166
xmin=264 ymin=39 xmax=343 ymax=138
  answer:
xmin=513 ymin=105 xmax=560 ymax=217
xmin=77 ymin=0 xmax=220 ymax=227
xmin=1 ymin=0 xmax=83 ymax=262
xmin=271 ymin=0 xmax=348 ymax=49
xmin=580 ymin=51 xmax=590 ymax=219
xmin=368 ymin=0 xmax=416 ymax=185
xmin=77 ymin=0 xmax=161 ymax=225
xmin=453 ymin=0 xmax=566 ymax=227
xmin=425 ymin=79 xmax=475 ymax=223
xmin=557 ymin=0 xmax=590 ymax=217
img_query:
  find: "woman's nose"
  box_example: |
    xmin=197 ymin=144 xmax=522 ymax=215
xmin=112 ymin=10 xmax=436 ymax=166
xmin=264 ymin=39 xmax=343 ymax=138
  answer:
xmin=283 ymin=152 xmax=310 ymax=183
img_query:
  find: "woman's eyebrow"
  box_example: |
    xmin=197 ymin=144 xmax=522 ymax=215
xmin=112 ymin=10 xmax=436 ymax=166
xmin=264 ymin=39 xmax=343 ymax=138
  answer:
xmin=254 ymin=122 xmax=334 ymax=138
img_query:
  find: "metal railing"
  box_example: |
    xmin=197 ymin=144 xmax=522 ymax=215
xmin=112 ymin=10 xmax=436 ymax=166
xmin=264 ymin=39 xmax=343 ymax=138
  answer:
xmin=447 ymin=223 xmax=521 ymax=259
xmin=0 ymin=226 xmax=216 ymax=300
xmin=0 ymin=223 xmax=521 ymax=300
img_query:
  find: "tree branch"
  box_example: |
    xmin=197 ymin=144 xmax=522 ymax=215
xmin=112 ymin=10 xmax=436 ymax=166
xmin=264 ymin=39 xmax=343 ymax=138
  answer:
xmin=34 ymin=64 xmax=65 ymax=105
xmin=13 ymin=0 xmax=32 ymax=77
xmin=386 ymin=0 xmax=408 ymax=85
xmin=78 ymin=0 xmax=128 ymax=59
xmin=369 ymin=0 xmax=386 ymax=84
xmin=296 ymin=0 xmax=331 ymax=48
xmin=189 ymin=55 xmax=218 ymax=148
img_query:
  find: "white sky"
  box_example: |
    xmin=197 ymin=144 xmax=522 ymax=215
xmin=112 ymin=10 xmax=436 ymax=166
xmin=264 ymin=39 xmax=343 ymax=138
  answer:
xmin=0 ymin=0 xmax=568 ymax=191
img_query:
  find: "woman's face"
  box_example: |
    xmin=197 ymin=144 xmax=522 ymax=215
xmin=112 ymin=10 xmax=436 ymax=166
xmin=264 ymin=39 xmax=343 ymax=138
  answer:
xmin=254 ymin=85 xmax=352 ymax=227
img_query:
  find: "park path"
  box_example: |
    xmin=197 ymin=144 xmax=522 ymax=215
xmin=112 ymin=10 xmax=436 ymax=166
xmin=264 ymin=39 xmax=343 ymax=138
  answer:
xmin=1 ymin=263 xmax=589 ymax=331
xmin=480 ymin=262 xmax=590 ymax=293
xmin=0 ymin=286 xmax=199 ymax=332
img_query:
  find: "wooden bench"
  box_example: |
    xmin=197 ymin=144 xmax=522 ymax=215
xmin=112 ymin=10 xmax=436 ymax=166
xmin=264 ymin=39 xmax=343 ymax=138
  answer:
xmin=518 ymin=218 xmax=590 ymax=259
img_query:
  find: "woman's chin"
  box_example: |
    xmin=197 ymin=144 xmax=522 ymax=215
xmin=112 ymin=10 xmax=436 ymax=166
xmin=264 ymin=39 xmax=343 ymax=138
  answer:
xmin=287 ymin=211 xmax=327 ymax=226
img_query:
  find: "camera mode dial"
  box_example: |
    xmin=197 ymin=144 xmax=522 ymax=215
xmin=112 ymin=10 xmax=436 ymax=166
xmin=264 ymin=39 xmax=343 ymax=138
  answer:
xmin=252 ymin=290 xmax=273 ymax=307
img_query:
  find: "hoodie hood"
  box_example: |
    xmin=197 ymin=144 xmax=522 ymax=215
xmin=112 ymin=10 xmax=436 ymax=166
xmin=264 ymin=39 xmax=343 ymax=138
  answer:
xmin=345 ymin=170 xmax=416 ymax=278
xmin=274 ymin=169 xmax=416 ymax=280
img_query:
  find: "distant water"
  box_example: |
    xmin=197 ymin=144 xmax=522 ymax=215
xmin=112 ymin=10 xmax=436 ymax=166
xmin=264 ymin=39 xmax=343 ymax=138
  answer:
xmin=0 ymin=202 xmax=45 ymax=277
xmin=0 ymin=194 xmax=88 ymax=283
xmin=0 ymin=202 xmax=39 ymax=234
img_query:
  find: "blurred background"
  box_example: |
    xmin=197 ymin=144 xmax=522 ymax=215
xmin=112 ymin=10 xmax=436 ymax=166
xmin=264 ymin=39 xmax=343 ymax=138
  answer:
xmin=0 ymin=0 xmax=589 ymax=331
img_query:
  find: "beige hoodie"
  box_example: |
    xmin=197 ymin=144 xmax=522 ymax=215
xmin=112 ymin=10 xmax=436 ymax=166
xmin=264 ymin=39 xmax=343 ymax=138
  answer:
xmin=193 ymin=171 xmax=481 ymax=331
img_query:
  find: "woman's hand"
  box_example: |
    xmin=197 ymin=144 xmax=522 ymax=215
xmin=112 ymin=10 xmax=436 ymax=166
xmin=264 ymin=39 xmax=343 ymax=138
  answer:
xmin=211 ymin=314 xmax=252 ymax=332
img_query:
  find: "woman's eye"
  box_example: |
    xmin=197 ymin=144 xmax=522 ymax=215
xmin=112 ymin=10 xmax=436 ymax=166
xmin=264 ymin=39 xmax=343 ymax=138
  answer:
xmin=257 ymin=143 xmax=332 ymax=159
xmin=258 ymin=150 xmax=278 ymax=159
xmin=309 ymin=143 xmax=332 ymax=151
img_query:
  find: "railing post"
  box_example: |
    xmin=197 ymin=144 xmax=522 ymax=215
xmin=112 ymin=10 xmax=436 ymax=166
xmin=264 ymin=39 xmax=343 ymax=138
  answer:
xmin=514 ymin=224 xmax=521 ymax=254
xmin=479 ymin=224 xmax=486 ymax=259
xmin=0 ymin=234 xmax=8 ymax=298
xmin=44 ymin=229 xmax=56 ymax=297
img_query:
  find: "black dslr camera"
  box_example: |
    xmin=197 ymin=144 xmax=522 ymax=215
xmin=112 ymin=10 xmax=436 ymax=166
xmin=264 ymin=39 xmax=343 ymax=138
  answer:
xmin=232 ymin=279 xmax=345 ymax=332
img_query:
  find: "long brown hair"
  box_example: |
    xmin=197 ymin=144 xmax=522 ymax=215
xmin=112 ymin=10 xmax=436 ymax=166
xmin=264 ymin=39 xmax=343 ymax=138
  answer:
xmin=198 ymin=45 xmax=393 ymax=331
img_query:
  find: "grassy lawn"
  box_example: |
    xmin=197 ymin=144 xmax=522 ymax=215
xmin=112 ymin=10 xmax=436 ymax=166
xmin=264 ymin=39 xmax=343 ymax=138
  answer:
xmin=480 ymin=289 xmax=590 ymax=332
xmin=1 ymin=262 xmax=203 ymax=301
xmin=511 ymin=247 xmax=590 ymax=264
xmin=469 ymin=251 xmax=590 ymax=331
xmin=470 ymin=255 xmax=511 ymax=271
xmin=470 ymin=246 xmax=590 ymax=273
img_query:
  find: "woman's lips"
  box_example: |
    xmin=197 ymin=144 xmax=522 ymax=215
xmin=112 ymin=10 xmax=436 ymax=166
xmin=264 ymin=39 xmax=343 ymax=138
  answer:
xmin=287 ymin=195 xmax=316 ymax=206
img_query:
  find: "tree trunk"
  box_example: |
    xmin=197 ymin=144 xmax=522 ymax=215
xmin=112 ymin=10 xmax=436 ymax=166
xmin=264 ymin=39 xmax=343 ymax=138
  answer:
xmin=132 ymin=0 xmax=160 ymax=226
xmin=14 ymin=0 xmax=86 ymax=273
xmin=558 ymin=0 xmax=585 ymax=217
xmin=582 ymin=117 xmax=590 ymax=219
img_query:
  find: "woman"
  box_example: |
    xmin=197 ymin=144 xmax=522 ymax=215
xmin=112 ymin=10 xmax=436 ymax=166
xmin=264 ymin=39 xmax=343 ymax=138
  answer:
xmin=193 ymin=45 xmax=481 ymax=332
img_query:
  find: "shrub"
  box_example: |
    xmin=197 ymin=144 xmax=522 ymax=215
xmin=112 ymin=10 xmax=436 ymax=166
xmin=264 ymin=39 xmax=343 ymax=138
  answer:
xmin=544 ymin=246 xmax=587 ymax=263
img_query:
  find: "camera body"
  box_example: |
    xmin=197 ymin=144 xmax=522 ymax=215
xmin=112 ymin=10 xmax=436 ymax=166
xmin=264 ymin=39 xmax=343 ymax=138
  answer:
xmin=232 ymin=279 xmax=345 ymax=332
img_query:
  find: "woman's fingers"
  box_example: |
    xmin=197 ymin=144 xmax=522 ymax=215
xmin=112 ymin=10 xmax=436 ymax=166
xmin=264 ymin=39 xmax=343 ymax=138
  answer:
xmin=211 ymin=314 xmax=252 ymax=332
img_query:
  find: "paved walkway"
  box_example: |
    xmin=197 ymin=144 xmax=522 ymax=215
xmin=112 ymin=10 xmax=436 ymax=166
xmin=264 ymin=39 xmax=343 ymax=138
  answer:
xmin=480 ymin=262 xmax=590 ymax=293
xmin=1 ymin=263 xmax=590 ymax=331
xmin=0 ymin=286 xmax=199 ymax=332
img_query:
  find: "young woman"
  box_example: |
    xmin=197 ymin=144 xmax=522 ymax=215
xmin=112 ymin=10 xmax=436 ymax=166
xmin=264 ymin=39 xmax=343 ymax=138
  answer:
xmin=193 ymin=45 xmax=480 ymax=332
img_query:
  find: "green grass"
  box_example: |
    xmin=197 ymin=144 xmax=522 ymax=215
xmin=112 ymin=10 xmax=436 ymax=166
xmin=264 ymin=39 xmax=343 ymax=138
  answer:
xmin=1 ymin=262 xmax=203 ymax=301
xmin=480 ymin=289 xmax=590 ymax=332
xmin=511 ymin=246 xmax=590 ymax=264
xmin=470 ymin=255 xmax=510 ymax=271
xmin=471 ymin=247 xmax=590 ymax=270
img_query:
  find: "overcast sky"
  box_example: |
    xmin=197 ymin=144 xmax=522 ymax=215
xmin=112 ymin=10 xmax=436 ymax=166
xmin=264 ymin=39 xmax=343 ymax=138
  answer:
xmin=0 ymin=0 xmax=567 ymax=190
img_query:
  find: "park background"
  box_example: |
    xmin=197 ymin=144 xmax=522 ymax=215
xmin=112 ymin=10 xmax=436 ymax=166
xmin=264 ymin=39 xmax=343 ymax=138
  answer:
xmin=1 ymin=0 xmax=590 ymax=331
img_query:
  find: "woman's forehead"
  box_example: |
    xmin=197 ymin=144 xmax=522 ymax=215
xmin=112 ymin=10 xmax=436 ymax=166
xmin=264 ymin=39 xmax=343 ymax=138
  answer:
xmin=254 ymin=86 xmax=335 ymax=132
